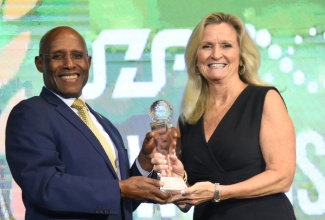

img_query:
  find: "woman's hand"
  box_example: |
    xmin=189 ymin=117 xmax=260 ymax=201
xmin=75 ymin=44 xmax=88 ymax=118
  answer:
xmin=151 ymin=126 xmax=185 ymax=178
xmin=151 ymin=153 xmax=185 ymax=178
xmin=138 ymin=126 xmax=177 ymax=172
xmin=170 ymin=182 xmax=216 ymax=206
xmin=167 ymin=154 xmax=185 ymax=178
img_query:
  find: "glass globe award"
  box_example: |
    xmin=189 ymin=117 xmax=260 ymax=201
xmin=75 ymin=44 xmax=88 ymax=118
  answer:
xmin=149 ymin=100 xmax=187 ymax=192
xmin=149 ymin=100 xmax=173 ymax=131
xmin=149 ymin=100 xmax=174 ymax=155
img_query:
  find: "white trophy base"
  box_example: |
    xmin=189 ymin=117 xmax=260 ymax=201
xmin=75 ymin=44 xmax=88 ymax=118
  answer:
xmin=160 ymin=177 xmax=187 ymax=192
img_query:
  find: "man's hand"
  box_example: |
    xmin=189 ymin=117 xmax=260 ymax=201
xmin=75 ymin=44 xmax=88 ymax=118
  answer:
xmin=137 ymin=131 xmax=158 ymax=171
xmin=119 ymin=176 xmax=171 ymax=204
xmin=138 ymin=127 xmax=178 ymax=172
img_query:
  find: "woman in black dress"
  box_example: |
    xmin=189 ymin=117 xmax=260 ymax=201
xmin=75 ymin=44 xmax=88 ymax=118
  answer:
xmin=153 ymin=12 xmax=296 ymax=219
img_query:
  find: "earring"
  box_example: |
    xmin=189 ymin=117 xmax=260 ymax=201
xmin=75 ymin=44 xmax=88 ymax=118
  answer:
xmin=195 ymin=66 xmax=201 ymax=75
xmin=239 ymin=65 xmax=246 ymax=75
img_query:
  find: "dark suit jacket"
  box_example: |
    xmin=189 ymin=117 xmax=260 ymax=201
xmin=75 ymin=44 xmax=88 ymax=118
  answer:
xmin=5 ymin=87 xmax=142 ymax=220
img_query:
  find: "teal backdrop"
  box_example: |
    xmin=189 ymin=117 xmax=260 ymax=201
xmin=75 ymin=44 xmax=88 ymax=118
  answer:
xmin=0 ymin=0 xmax=325 ymax=219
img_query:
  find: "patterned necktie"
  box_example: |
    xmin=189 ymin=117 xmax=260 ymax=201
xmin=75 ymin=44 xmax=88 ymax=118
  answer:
xmin=71 ymin=99 xmax=117 ymax=173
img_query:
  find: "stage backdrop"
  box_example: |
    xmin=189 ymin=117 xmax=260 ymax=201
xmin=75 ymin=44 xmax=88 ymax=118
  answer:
xmin=1 ymin=0 xmax=325 ymax=219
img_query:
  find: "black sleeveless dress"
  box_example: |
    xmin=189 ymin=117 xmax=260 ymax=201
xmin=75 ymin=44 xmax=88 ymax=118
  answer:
xmin=179 ymin=86 xmax=296 ymax=220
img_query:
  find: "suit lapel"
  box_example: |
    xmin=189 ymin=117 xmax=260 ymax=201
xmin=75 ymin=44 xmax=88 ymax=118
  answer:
xmin=40 ymin=88 xmax=119 ymax=178
xmin=88 ymin=105 xmax=129 ymax=180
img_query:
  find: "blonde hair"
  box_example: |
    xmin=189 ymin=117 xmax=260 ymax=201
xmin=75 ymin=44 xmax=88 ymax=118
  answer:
xmin=182 ymin=12 xmax=264 ymax=124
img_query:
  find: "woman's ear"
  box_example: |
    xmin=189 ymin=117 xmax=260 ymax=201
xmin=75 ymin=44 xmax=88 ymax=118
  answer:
xmin=240 ymin=55 xmax=244 ymax=66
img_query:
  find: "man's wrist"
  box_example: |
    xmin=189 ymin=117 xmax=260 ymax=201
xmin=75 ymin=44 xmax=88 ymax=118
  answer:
xmin=137 ymin=151 xmax=153 ymax=172
xmin=135 ymin=158 xmax=151 ymax=176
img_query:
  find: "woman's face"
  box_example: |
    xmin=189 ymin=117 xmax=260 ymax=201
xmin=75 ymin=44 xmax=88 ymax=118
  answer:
xmin=196 ymin=22 xmax=242 ymax=83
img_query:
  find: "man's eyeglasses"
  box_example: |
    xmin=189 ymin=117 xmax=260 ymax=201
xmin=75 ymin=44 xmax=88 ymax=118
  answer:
xmin=40 ymin=52 xmax=88 ymax=61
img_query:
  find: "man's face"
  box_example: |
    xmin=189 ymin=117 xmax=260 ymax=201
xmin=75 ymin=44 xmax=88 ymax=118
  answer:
xmin=35 ymin=28 xmax=92 ymax=98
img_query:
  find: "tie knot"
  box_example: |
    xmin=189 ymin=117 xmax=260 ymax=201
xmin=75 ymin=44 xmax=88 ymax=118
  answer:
xmin=71 ymin=98 xmax=86 ymax=110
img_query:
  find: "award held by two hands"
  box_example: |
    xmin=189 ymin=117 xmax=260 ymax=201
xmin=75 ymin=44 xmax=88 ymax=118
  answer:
xmin=149 ymin=100 xmax=187 ymax=192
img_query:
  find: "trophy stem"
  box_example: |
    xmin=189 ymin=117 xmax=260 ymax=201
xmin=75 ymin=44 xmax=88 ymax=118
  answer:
xmin=150 ymin=120 xmax=172 ymax=131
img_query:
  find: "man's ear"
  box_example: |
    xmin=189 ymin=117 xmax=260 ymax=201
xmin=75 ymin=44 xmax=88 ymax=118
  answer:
xmin=87 ymin=55 xmax=92 ymax=67
xmin=35 ymin=56 xmax=43 ymax=73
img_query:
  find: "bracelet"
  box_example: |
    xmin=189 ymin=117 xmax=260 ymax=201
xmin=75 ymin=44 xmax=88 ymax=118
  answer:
xmin=212 ymin=183 xmax=220 ymax=202
xmin=183 ymin=170 xmax=187 ymax=183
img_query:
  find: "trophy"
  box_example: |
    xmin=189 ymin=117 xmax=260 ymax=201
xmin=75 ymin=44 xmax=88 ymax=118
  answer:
xmin=149 ymin=100 xmax=187 ymax=192
xmin=149 ymin=100 xmax=173 ymax=155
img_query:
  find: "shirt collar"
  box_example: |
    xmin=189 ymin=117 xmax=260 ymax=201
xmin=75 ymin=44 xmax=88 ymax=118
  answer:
xmin=46 ymin=87 xmax=85 ymax=108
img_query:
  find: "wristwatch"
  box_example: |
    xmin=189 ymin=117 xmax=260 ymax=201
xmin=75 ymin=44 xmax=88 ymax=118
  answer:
xmin=212 ymin=183 xmax=220 ymax=202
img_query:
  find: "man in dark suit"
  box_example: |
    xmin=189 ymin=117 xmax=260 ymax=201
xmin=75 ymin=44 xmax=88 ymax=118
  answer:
xmin=5 ymin=26 xmax=170 ymax=220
